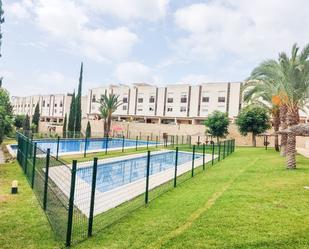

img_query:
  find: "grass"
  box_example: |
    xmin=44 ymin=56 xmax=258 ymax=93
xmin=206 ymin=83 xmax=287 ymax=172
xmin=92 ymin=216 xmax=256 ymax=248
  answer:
xmin=0 ymin=147 xmax=309 ymax=248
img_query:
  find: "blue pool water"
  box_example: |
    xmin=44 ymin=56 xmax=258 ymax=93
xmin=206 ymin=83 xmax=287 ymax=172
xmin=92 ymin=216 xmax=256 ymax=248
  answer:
xmin=12 ymin=138 xmax=157 ymax=155
xmin=77 ymin=151 xmax=201 ymax=193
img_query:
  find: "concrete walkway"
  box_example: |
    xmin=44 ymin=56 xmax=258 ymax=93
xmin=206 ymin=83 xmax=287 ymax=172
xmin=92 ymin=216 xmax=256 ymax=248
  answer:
xmin=0 ymin=147 xmax=5 ymax=164
xmin=297 ymin=147 xmax=309 ymax=158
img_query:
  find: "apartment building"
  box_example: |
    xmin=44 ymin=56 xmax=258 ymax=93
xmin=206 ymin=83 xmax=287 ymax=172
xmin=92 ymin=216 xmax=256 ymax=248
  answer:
xmin=87 ymin=82 xmax=243 ymax=124
xmin=11 ymin=94 xmax=73 ymax=124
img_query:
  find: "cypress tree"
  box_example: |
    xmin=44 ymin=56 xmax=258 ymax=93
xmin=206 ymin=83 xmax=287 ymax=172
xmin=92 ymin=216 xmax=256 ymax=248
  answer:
xmin=63 ymin=114 xmax=67 ymax=138
xmin=0 ymin=0 xmax=4 ymax=57
xmin=86 ymin=121 xmax=91 ymax=138
xmin=32 ymin=102 xmax=40 ymax=132
xmin=23 ymin=114 xmax=30 ymax=132
xmin=75 ymin=62 xmax=83 ymax=135
xmin=68 ymin=92 xmax=76 ymax=137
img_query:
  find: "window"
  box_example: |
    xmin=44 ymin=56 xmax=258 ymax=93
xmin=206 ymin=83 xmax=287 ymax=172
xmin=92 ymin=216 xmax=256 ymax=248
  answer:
xmin=122 ymin=105 xmax=127 ymax=111
xmin=123 ymin=97 xmax=128 ymax=103
xmin=42 ymin=100 xmax=45 ymax=107
xmin=54 ymin=109 xmax=57 ymax=114
xmin=149 ymin=106 xmax=154 ymax=112
xmin=33 ymin=104 xmax=35 ymax=107
xmin=92 ymin=95 xmax=96 ymax=102
xmin=167 ymin=93 xmax=173 ymax=103
xmin=202 ymin=97 xmax=210 ymax=102
xmin=167 ymin=106 xmax=173 ymax=112
xmin=218 ymin=97 xmax=225 ymax=103
xmin=55 ymin=103 xmax=57 ymax=107
xmin=47 ymin=103 xmax=50 ymax=107
xmin=218 ymin=91 xmax=226 ymax=103
xmin=60 ymin=101 xmax=63 ymax=107
xmin=138 ymin=98 xmax=143 ymax=103
xmin=149 ymin=95 xmax=155 ymax=103
xmin=180 ymin=106 xmax=187 ymax=112
xmin=28 ymin=104 xmax=30 ymax=107
xmin=180 ymin=93 xmax=187 ymax=103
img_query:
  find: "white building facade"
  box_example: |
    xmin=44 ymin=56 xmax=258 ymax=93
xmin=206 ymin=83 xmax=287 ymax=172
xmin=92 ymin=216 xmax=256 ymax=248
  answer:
xmin=87 ymin=82 xmax=244 ymax=124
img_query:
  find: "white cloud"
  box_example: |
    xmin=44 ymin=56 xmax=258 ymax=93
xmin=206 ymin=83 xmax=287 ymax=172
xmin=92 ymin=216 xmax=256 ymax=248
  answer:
xmin=114 ymin=61 xmax=160 ymax=83
xmin=173 ymin=0 xmax=309 ymax=62
xmin=6 ymin=1 xmax=32 ymax=19
xmin=7 ymin=0 xmax=139 ymax=62
xmin=80 ymin=0 xmax=169 ymax=21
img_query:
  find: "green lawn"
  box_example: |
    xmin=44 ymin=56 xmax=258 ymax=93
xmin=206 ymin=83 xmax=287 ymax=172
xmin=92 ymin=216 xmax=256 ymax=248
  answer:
xmin=1 ymin=147 xmax=309 ymax=249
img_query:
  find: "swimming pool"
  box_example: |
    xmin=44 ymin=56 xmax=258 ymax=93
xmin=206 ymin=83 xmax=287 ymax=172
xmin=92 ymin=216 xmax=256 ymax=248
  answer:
xmin=10 ymin=137 xmax=159 ymax=156
xmin=77 ymin=150 xmax=201 ymax=192
xmin=48 ymin=150 xmax=210 ymax=216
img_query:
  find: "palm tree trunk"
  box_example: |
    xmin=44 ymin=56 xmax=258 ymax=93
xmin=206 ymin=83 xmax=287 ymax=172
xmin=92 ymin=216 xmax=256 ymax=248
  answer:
xmin=285 ymin=106 xmax=299 ymax=169
xmin=272 ymin=110 xmax=280 ymax=152
xmin=279 ymin=105 xmax=288 ymax=156
xmin=286 ymin=133 xmax=296 ymax=169
xmin=107 ymin=112 xmax=112 ymax=136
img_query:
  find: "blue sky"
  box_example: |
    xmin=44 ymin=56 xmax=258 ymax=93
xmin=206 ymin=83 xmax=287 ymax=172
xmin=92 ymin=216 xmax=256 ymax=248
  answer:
xmin=1 ymin=0 xmax=309 ymax=96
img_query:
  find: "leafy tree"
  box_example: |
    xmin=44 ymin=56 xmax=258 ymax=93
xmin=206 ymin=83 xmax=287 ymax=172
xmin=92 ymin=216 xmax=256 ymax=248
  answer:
xmin=86 ymin=121 xmax=91 ymax=138
xmin=68 ymin=92 xmax=76 ymax=137
xmin=204 ymin=111 xmax=229 ymax=143
xmin=243 ymin=80 xmax=281 ymax=152
xmin=14 ymin=114 xmax=26 ymax=129
xmin=0 ymin=0 xmax=4 ymax=57
xmin=0 ymin=87 xmax=13 ymax=144
xmin=22 ymin=114 xmax=30 ymax=132
xmin=62 ymin=114 xmax=67 ymax=138
xmin=75 ymin=62 xmax=83 ymax=134
xmin=32 ymin=103 xmax=40 ymax=132
xmin=98 ymin=93 xmax=122 ymax=137
xmin=236 ymin=106 xmax=270 ymax=147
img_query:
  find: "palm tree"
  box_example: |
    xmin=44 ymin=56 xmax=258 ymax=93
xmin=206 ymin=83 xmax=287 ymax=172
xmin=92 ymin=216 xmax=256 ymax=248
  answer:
xmin=247 ymin=43 xmax=309 ymax=169
xmin=243 ymin=79 xmax=281 ymax=151
xmin=98 ymin=93 xmax=122 ymax=137
xmin=277 ymin=44 xmax=309 ymax=169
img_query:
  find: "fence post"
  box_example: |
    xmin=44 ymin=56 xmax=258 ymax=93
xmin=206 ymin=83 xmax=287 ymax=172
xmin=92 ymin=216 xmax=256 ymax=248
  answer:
xmin=176 ymin=135 xmax=178 ymax=146
xmin=172 ymin=136 xmax=174 ymax=148
xmin=66 ymin=160 xmax=77 ymax=247
xmin=43 ymin=148 xmax=50 ymax=211
xmin=31 ymin=142 xmax=37 ymax=188
xmin=122 ymin=135 xmax=125 ymax=153
xmin=88 ymin=157 xmax=98 ymax=237
xmin=223 ymin=141 xmax=226 ymax=159
xmin=105 ymin=135 xmax=109 ymax=155
xmin=189 ymin=136 xmax=192 ymax=148
xmin=135 ymin=136 xmax=138 ymax=151
xmin=202 ymin=143 xmax=205 ymax=170
xmin=155 ymin=136 xmax=158 ymax=148
xmin=211 ymin=141 xmax=215 ymax=165
xmin=197 ymin=136 xmax=200 ymax=147
xmin=181 ymin=135 xmax=184 ymax=145
xmin=24 ymin=138 xmax=29 ymax=174
xmin=173 ymin=147 xmax=178 ymax=187
xmin=84 ymin=136 xmax=88 ymax=158
xmin=145 ymin=151 xmax=151 ymax=204
xmin=218 ymin=142 xmax=221 ymax=161
xmin=147 ymin=136 xmax=149 ymax=149
xmin=191 ymin=145 xmax=195 ymax=177
xmin=56 ymin=136 xmax=60 ymax=160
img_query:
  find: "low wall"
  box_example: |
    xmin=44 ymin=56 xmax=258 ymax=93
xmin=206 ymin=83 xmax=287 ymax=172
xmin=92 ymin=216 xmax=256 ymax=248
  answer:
xmin=81 ymin=119 xmax=278 ymax=147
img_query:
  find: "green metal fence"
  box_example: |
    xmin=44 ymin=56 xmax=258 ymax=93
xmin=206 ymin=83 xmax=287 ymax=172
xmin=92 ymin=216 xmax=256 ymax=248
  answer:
xmin=16 ymin=132 xmax=235 ymax=247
